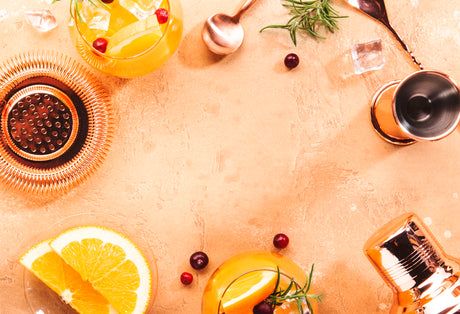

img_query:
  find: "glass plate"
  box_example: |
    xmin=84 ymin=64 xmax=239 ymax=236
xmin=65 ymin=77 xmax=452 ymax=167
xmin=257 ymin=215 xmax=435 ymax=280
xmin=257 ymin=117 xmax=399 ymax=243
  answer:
xmin=21 ymin=212 xmax=158 ymax=314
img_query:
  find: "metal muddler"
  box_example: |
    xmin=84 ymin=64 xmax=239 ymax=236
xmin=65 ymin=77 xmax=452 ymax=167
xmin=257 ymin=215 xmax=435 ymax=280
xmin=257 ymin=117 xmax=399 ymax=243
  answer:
xmin=364 ymin=213 xmax=460 ymax=313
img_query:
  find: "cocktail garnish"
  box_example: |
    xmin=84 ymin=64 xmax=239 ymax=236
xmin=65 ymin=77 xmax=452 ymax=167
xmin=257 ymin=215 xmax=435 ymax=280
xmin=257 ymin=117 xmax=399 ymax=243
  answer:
xmin=268 ymin=265 xmax=323 ymax=314
xmin=260 ymin=0 xmax=347 ymax=45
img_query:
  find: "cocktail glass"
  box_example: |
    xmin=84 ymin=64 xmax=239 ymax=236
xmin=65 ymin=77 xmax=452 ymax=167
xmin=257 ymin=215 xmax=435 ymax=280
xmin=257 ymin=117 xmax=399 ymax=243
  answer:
xmin=202 ymin=251 xmax=319 ymax=314
xmin=371 ymin=71 xmax=460 ymax=145
xmin=69 ymin=0 xmax=183 ymax=78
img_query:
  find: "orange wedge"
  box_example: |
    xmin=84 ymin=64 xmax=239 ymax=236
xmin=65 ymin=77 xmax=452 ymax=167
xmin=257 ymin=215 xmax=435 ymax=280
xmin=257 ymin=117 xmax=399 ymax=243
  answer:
xmin=106 ymin=1 xmax=139 ymax=35
xmin=106 ymin=15 xmax=162 ymax=57
xmin=50 ymin=226 xmax=152 ymax=314
xmin=221 ymin=270 xmax=278 ymax=314
xmin=202 ymin=251 xmax=319 ymax=314
xmin=19 ymin=239 xmax=114 ymax=314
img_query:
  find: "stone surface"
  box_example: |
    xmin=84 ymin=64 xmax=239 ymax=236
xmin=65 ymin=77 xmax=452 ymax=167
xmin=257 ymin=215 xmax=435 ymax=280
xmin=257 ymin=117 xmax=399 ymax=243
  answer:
xmin=0 ymin=0 xmax=460 ymax=313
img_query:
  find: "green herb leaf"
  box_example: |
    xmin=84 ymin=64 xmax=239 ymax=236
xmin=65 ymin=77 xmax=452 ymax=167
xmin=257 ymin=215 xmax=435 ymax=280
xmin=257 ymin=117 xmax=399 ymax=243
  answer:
xmin=260 ymin=0 xmax=347 ymax=45
xmin=267 ymin=264 xmax=323 ymax=314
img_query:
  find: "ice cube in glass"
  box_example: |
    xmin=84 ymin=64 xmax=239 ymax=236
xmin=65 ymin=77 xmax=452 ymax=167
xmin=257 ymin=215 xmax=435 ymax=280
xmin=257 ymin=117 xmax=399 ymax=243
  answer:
xmin=79 ymin=2 xmax=110 ymax=31
xmin=119 ymin=0 xmax=162 ymax=19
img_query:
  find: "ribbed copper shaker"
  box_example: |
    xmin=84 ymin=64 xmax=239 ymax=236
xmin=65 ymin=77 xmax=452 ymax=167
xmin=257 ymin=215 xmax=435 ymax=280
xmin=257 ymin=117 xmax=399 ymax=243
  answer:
xmin=364 ymin=213 xmax=460 ymax=313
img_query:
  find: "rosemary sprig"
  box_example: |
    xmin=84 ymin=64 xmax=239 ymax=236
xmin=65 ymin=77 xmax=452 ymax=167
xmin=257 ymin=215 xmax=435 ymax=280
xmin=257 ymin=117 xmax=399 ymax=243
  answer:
xmin=260 ymin=0 xmax=347 ymax=45
xmin=52 ymin=0 xmax=109 ymax=22
xmin=268 ymin=265 xmax=323 ymax=314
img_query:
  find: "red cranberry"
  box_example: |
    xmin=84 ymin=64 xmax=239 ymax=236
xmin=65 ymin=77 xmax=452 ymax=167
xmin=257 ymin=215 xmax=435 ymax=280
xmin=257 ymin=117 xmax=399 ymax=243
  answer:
xmin=273 ymin=233 xmax=289 ymax=249
xmin=284 ymin=53 xmax=299 ymax=69
xmin=190 ymin=251 xmax=209 ymax=270
xmin=101 ymin=0 xmax=114 ymax=3
xmin=92 ymin=38 xmax=108 ymax=53
xmin=253 ymin=300 xmax=274 ymax=314
xmin=155 ymin=8 xmax=169 ymax=24
xmin=180 ymin=272 xmax=193 ymax=285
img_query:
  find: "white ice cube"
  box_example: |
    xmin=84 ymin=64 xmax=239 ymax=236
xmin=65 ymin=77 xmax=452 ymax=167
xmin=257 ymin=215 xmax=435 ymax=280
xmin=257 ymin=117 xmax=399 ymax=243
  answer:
xmin=24 ymin=9 xmax=57 ymax=32
xmin=79 ymin=2 xmax=110 ymax=31
xmin=119 ymin=0 xmax=163 ymax=19
xmin=351 ymin=39 xmax=385 ymax=74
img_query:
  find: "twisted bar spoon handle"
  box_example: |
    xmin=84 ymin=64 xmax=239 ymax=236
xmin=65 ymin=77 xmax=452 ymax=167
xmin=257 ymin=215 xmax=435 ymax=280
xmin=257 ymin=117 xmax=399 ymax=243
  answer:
xmin=384 ymin=21 xmax=423 ymax=70
xmin=345 ymin=0 xmax=423 ymax=70
xmin=233 ymin=0 xmax=257 ymax=21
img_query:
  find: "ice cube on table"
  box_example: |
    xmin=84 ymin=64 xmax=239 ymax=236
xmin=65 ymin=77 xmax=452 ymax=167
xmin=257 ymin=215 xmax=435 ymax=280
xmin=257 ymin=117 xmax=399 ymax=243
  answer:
xmin=79 ymin=1 xmax=110 ymax=31
xmin=24 ymin=9 xmax=57 ymax=32
xmin=119 ymin=0 xmax=162 ymax=19
xmin=351 ymin=39 xmax=385 ymax=74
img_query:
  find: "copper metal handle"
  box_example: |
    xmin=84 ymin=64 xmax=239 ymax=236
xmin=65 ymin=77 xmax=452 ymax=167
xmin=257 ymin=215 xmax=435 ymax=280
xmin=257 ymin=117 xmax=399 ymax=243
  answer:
xmin=385 ymin=22 xmax=423 ymax=70
xmin=233 ymin=0 xmax=257 ymax=21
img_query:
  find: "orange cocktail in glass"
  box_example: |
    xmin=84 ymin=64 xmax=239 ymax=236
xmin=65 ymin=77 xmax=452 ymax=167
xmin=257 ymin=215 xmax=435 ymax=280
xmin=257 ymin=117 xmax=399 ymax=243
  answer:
xmin=69 ymin=0 xmax=183 ymax=78
xmin=202 ymin=251 xmax=321 ymax=314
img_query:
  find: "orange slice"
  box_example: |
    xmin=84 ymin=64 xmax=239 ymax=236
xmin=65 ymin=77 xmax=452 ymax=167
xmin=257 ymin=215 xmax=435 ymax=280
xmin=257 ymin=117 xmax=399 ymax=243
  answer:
xmin=19 ymin=239 xmax=114 ymax=314
xmin=221 ymin=270 xmax=278 ymax=314
xmin=106 ymin=15 xmax=162 ymax=57
xmin=50 ymin=226 xmax=152 ymax=314
xmin=202 ymin=251 xmax=319 ymax=314
xmin=106 ymin=1 xmax=140 ymax=36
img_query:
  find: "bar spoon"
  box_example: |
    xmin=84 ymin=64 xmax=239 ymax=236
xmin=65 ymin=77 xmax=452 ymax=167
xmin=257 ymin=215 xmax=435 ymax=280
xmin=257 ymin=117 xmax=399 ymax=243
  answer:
xmin=345 ymin=0 xmax=423 ymax=69
xmin=202 ymin=0 xmax=257 ymax=55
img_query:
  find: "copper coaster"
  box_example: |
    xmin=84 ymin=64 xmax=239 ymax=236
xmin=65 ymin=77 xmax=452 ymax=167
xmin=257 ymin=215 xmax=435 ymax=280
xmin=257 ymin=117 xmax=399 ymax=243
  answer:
xmin=370 ymin=81 xmax=416 ymax=145
xmin=0 ymin=51 xmax=113 ymax=193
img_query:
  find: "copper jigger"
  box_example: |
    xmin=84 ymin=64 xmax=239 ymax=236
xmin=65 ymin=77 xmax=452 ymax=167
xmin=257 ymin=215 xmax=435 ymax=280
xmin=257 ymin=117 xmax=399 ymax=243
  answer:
xmin=364 ymin=213 xmax=460 ymax=313
xmin=371 ymin=71 xmax=460 ymax=145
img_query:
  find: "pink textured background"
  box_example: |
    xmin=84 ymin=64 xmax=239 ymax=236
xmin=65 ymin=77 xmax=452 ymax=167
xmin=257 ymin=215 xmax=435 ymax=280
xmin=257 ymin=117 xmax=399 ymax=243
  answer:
xmin=0 ymin=0 xmax=460 ymax=313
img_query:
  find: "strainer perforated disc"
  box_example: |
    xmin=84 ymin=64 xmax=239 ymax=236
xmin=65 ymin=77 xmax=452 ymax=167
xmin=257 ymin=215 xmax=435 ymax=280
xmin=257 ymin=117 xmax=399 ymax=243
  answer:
xmin=0 ymin=51 xmax=113 ymax=193
xmin=2 ymin=85 xmax=79 ymax=161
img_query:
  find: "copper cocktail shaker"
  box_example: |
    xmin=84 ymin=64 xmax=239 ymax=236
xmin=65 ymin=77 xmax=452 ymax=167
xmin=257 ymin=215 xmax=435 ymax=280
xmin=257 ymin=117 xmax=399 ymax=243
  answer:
xmin=364 ymin=213 xmax=460 ymax=313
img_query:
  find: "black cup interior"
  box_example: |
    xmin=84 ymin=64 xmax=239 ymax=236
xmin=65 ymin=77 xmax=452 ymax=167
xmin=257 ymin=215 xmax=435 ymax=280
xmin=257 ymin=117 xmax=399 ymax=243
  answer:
xmin=394 ymin=72 xmax=460 ymax=140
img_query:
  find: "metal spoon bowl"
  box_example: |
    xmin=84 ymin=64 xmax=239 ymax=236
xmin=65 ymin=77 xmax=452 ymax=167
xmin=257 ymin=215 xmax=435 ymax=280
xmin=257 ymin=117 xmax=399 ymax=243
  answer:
xmin=202 ymin=0 xmax=257 ymax=55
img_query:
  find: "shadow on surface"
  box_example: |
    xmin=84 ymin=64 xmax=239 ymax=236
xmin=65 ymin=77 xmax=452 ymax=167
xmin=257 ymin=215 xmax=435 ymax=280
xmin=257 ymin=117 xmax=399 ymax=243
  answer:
xmin=177 ymin=22 xmax=226 ymax=69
